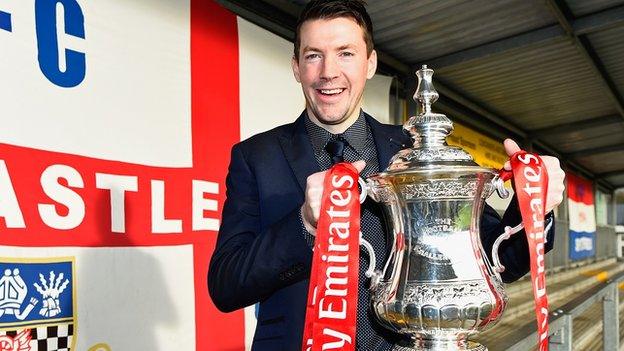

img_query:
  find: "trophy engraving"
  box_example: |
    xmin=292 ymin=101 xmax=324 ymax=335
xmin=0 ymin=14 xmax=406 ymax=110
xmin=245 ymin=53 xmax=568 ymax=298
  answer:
xmin=360 ymin=65 xmax=510 ymax=350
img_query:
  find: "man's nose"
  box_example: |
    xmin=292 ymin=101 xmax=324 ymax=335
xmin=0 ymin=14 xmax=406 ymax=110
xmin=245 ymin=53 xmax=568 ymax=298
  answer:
xmin=320 ymin=56 xmax=340 ymax=80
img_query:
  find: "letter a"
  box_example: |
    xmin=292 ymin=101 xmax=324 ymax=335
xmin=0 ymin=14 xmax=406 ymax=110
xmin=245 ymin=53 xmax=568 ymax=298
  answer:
xmin=0 ymin=160 xmax=25 ymax=228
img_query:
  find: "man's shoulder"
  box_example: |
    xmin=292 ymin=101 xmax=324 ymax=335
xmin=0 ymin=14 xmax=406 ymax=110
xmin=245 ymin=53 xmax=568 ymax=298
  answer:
xmin=364 ymin=113 xmax=411 ymax=145
xmin=233 ymin=120 xmax=297 ymax=155
xmin=373 ymin=120 xmax=403 ymax=133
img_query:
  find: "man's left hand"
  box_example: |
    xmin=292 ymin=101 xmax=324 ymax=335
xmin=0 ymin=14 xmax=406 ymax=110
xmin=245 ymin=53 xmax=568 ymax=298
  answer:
xmin=503 ymin=139 xmax=565 ymax=213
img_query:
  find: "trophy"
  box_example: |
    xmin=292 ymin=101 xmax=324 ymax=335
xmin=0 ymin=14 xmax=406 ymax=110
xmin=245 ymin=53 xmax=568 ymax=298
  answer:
xmin=360 ymin=65 xmax=513 ymax=351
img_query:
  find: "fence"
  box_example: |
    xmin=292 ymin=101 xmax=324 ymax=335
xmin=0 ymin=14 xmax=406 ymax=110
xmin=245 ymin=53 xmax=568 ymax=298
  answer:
xmin=498 ymin=270 xmax=623 ymax=350
xmin=546 ymin=221 xmax=617 ymax=270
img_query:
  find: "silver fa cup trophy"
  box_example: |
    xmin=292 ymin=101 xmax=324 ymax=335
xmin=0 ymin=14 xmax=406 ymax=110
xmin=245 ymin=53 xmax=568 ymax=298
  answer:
xmin=360 ymin=65 xmax=513 ymax=351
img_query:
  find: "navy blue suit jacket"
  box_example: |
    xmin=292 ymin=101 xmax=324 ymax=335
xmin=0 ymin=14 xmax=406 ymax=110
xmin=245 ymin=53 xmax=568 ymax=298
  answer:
xmin=208 ymin=112 xmax=554 ymax=350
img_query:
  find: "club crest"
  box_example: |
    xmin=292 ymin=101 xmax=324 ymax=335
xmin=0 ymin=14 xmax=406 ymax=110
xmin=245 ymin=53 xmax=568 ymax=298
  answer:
xmin=0 ymin=258 xmax=75 ymax=351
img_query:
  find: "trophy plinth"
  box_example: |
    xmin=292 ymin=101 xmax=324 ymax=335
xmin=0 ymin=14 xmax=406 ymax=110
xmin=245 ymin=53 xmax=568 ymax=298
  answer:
xmin=363 ymin=65 xmax=509 ymax=351
xmin=395 ymin=340 xmax=487 ymax=351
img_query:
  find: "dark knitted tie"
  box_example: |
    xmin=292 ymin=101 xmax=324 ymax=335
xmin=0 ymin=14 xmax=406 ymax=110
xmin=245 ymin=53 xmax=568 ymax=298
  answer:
xmin=324 ymin=136 xmax=348 ymax=164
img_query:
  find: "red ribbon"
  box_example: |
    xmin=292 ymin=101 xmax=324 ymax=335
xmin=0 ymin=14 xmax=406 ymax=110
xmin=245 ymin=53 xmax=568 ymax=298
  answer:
xmin=302 ymin=163 xmax=361 ymax=351
xmin=504 ymin=151 xmax=550 ymax=350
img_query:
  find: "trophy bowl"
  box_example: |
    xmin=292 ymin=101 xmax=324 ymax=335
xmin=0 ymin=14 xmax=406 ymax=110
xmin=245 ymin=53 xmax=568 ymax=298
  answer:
xmin=362 ymin=66 xmax=510 ymax=351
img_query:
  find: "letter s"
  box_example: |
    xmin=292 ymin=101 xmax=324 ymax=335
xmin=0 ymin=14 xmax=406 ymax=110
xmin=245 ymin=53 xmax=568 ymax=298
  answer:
xmin=517 ymin=153 xmax=539 ymax=166
xmin=38 ymin=164 xmax=85 ymax=230
xmin=331 ymin=175 xmax=354 ymax=189
xmin=35 ymin=0 xmax=86 ymax=88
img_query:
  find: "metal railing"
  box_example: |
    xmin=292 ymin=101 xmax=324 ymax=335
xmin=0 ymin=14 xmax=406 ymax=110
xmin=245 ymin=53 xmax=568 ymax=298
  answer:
xmin=498 ymin=271 xmax=624 ymax=351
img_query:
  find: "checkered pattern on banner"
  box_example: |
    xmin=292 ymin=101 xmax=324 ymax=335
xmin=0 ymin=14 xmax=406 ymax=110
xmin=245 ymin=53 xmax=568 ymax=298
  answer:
xmin=1 ymin=324 xmax=74 ymax=351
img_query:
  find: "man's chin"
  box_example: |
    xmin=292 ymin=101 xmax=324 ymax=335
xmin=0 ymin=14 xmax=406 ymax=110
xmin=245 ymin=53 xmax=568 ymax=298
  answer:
xmin=314 ymin=110 xmax=350 ymax=125
xmin=318 ymin=116 xmax=347 ymax=125
xmin=306 ymin=103 xmax=358 ymax=128
xmin=320 ymin=116 xmax=346 ymax=125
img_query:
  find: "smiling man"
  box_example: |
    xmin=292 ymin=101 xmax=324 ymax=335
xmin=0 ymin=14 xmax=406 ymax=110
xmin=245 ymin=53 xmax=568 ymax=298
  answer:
xmin=292 ymin=14 xmax=377 ymax=133
xmin=208 ymin=1 xmax=565 ymax=350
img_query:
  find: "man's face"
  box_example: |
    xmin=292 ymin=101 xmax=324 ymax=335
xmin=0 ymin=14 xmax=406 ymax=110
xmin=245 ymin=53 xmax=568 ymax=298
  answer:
xmin=292 ymin=17 xmax=377 ymax=129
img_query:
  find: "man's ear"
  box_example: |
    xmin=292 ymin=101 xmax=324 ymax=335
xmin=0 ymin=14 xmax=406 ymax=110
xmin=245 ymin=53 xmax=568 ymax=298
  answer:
xmin=292 ymin=56 xmax=301 ymax=83
xmin=366 ymin=50 xmax=378 ymax=79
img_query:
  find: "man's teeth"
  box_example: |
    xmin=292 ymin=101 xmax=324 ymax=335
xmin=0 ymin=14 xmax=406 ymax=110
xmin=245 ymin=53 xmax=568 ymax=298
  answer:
xmin=320 ymin=89 xmax=344 ymax=95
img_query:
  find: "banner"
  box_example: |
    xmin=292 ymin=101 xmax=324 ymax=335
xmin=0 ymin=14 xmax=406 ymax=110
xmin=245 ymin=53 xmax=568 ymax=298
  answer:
xmin=446 ymin=122 xmax=512 ymax=213
xmin=567 ymin=173 xmax=596 ymax=261
xmin=1 ymin=2 xmax=396 ymax=350
xmin=446 ymin=123 xmax=508 ymax=170
xmin=302 ymin=164 xmax=360 ymax=351
xmin=0 ymin=1 xmax=242 ymax=349
xmin=508 ymin=152 xmax=550 ymax=350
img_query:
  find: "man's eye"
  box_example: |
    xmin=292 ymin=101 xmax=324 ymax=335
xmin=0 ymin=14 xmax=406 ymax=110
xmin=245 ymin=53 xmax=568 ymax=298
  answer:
xmin=305 ymin=53 xmax=321 ymax=60
xmin=340 ymin=52 xmax=355 ymax=57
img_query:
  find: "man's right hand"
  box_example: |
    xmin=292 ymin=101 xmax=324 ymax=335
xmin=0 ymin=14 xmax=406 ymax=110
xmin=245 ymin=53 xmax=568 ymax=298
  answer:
xmin=301 ymin=160 xmax=366 ymax=235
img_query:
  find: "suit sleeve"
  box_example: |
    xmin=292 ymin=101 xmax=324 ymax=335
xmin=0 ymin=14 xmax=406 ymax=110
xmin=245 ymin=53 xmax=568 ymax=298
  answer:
xmin=480 ymin=197 xmax=555 ymax=284
xmin=208 ymin=144 xmax=313 ymax=312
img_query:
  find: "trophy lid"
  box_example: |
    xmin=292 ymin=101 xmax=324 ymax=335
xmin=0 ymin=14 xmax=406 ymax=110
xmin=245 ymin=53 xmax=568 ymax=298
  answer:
xmin=384 ymin=65 xmax=482 ymax=173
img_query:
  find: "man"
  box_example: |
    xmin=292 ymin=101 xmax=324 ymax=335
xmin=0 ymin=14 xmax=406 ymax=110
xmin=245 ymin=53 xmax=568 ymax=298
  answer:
xmin=208 ymin=1 xmax=566 ymax=350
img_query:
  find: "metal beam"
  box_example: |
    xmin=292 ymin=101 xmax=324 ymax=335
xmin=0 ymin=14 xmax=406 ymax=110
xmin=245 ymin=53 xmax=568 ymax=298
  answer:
xmin=567 ymin=143 xmax=624 ymax=158
xmin=574 ymin=4 xmax=624 ymax=35
xmin=532 ymin=140 xmax=614 ymax=191
xmin=424 ymin=4 xmax=624 ymax=69
xmin=435 ymin=97 xmax=520 ymax=142
xmin=376 ymin=50 xmax=410 ymax=77
xmin=574 ymin=36 xmax=624 ymax=118
xmin=215 ymin=0 xmax=297 ymax=41
xmin=545 ymin=0 xmax=624 ymax=119
xmin=425 ymin=26 xmax=563 ymax=69
xmin=433 ymin=80 xmax=528 ymax=138
xmin=597 ymin=169 xmax=624 ymax=179
xmin=530 ymin=114 xmax=622 ymax=137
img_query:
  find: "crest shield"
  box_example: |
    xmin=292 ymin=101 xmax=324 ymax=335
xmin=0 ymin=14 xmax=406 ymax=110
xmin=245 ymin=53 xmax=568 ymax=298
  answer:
xmin=0 ymin=258 xmax=76 ymax=351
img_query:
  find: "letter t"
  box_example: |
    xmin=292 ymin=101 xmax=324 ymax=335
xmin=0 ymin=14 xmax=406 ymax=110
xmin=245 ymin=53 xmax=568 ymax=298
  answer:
xmin=96 ymin=173 xmax=138 ymax=233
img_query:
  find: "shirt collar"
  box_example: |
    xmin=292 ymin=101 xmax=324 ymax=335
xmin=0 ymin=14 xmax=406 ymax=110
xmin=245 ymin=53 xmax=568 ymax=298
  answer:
xmin=304 ymin=110 xmax=369 ymax=155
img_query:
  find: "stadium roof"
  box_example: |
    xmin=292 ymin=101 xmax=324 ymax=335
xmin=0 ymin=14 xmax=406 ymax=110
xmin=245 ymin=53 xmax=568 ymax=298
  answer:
xmin=218 ymin=0 xmax=624 ymax=192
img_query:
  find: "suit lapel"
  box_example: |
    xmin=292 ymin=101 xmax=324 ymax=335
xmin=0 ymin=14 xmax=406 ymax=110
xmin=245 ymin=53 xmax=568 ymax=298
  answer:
xmin=279 ymin=112 xmax=320 ymax=193
xmin=279 ymin=112 xmax=410 ymax=191
xmin=366 ymin=114 xmax=410 ymax=170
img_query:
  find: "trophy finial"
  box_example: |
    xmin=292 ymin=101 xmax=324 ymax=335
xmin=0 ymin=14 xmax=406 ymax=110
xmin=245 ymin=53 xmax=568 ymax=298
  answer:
xmin=414 ymin=65 xmax=439 ymax=113
xmin=404 ymin=65 xmax=453 ymax=148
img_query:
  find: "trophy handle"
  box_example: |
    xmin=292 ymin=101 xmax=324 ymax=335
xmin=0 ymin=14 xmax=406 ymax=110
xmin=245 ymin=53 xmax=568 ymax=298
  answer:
xmin=494 ymin=170 xmax=512 ymax=199
xmin=358 ymin=177 xmax=382 ymax=288
xmin=360 ymin=234 xmax=376 ymax=276
xmin=360 ymin=235 xmax=381 ymax=289
xmin=357 ymin=177 xmax=369 ymax=203
xmin=491 ymin=166 xmax=553 ymax=276
xmin=491 ymin=217 xmax=553 ymax=276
